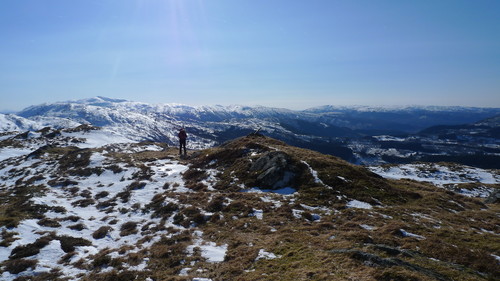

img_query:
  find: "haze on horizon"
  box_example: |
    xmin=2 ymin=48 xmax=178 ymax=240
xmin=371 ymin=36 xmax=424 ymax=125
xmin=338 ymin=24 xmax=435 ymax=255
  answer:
xmin=1 ymin=0 xmax=499 ymax=112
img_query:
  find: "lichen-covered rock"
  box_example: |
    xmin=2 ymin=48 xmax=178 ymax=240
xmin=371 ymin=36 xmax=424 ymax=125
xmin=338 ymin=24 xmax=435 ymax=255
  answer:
xmin=250 ymin=151 xmax=296 ymax=189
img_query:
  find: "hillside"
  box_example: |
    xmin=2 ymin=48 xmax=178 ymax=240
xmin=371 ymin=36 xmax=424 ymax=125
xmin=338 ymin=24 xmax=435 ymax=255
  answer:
xmin=0 ymin=126 xmax=499 ymax=280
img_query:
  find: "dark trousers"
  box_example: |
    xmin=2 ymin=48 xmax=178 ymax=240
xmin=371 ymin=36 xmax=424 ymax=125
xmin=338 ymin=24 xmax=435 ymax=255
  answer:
xmin=179 ymin=139 xmax=186 ymax=155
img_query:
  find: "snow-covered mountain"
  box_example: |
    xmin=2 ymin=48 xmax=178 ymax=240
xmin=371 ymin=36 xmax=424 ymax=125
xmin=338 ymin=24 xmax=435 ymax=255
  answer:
xmin=3 ymin=96 xmax=500 ymax=168
xmin=14 ymin=97 xmax=306 ymax=148
xmin=13 ymin=97 xmax=500 ymax=140
xmin=17 ymin=96 xmax=299 ymax=124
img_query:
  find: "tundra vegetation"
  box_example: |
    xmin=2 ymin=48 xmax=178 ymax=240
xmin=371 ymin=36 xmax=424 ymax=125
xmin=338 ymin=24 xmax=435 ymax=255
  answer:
xmin=0 ymin=127 xmax=498 ymax=281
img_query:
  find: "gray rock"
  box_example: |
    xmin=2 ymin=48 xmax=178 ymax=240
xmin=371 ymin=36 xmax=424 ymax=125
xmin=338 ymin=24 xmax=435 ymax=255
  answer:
xmin=485 ymin=189 xmax=500 ymax=204
xmin=250 ymin=151 xmax=296 ymax=189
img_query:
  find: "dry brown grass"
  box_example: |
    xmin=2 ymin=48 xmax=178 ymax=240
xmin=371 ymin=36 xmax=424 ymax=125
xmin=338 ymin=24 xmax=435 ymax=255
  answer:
xmin=119 ymin=221 xmax=138 ymax=236
xmin=3 ymin=258 xmax=38 ymax=274
xmin=0 ymin=230 xmax=19 ymax=247
xmin=2 ymin=134 xmax=498 ymax=280
xmin=92 ymin=226 xmax=113 ymax=239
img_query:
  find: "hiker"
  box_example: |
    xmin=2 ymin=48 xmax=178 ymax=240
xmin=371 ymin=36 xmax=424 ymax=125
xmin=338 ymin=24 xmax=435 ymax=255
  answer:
xmin=178 ymin=128 xmax=187 ymax=156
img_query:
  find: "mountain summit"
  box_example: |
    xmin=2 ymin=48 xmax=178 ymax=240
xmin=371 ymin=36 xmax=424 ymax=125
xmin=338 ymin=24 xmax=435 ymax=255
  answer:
xmin=0 ymin=126 xmax=498 ymax=280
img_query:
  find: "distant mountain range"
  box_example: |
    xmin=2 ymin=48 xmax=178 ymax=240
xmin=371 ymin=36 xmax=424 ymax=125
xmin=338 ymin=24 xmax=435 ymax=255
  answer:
xmin=1 ymin=96 xmax=499 ymax=168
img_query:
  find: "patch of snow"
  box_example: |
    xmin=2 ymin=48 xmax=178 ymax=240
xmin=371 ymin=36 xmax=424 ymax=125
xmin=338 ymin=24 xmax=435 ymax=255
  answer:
xmin=88 ymin=151 xmax=106 ymax=167
xmin=64 ymin=129 xmax=135 ymax=148
xmin=360 ymin=224 xmax=375 ymax=231
xmin=139 ymin=144 xmax=164 ymax=152
xmin=291 ymin=208 xmax=320 ymax=221
xmin=369 ymin=163 xmax=499 ymax=187
xmin=260 ymin=196 xmax=283 ymax=208
xmin=292 ymin=209 xmax=303 ymax=219
xmin=179 ymin=267 xmax=191 ymax=276
xmin=375 ymin=212 xmax=393 ymax=219
xmin=256 ymin=249 xmax=281 ymax=261
xmin=373 ymin=135 xmax=406 ymax=142
xmin=0 ymin=147 xmax=35 ymax=161
xmin=459 ymin=186 xmax=494 ymax=198
xmin=366 ymin=147 xmax=411 ymax=158
xmin=250 ymin=209 xmax=264 ymax=220
xmin=480 ymin=229 xmax=497 ymax=235
xmin=301 ymin=160 xmax=332 ymax=189
xmin=0 ymin=133 xmax=16 ymax=141
xmin=411 ymin=213 xmax=441 ymax=224
xmin=199 ymin=242 xmax=228 ymax=262
xmin=187 ymin=232 xmax=228 ymax=263
xmin=34 ymin=240 xmax=80 ymax=276
xmin=300 ymin=203 xmax=331 ymax=214
xmin=346 ymin=200 xmax=373 ymax=209
xmin=337 ymin=176 xmax=349 ymax=182
xmin=492 ymin=254 xmax=500 ymax=263
xmin=399 ymin=229 xmax=426 ymax=240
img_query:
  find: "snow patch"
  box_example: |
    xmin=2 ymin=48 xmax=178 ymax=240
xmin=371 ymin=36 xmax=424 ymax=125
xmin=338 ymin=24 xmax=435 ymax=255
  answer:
xmin=369 ymin=163 xmax=499 ymax=187
xmin=187 ymin=232 xmax=228 ymax=263
xmin=346 ymin=200 xmax=373 ymax=209
xmin=399 ymin=229 xmax=426 ymax=240
xmin=360 ymin=224 xmax=375 ymax=231
xmin=301 ymin=160 xmax=332 ymax=189
xmin=64 ymin=129 xmax=135 ymax=148
xmin=256 ymin=249 xmax=281 ymax=261
xmin=250 ymin=209 xmax=264 ymax=220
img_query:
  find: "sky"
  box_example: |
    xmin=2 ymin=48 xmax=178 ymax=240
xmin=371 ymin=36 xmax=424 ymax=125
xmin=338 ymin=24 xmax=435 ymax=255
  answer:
xmin=1 ymin=0 xmax=499 ymax=111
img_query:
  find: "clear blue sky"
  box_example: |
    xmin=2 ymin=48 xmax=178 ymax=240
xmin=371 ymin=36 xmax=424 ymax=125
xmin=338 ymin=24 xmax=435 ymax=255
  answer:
xmin=1 ymin=0 xmax=499 ymax=111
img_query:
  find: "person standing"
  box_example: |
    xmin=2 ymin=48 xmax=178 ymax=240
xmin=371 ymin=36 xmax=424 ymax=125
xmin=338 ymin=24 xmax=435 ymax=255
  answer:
xmin=178 ymin=128 xmax=187 ymax=156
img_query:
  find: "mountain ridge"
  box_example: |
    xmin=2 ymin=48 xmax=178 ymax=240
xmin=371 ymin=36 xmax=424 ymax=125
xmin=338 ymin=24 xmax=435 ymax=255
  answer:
xmin=2 ymin=96 xmax=499 ymax=168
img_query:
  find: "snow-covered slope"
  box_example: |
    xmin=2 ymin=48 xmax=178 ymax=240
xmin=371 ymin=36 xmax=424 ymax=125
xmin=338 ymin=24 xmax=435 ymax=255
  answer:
xmin=0 ymin=113 xmax=81 ymax=132
xmin=15 ymin=97 xmax=302 ymax=148
xmin=18 ymin=96 xmax=298 ymax=123
xmin=369 ymin=163 xmax=499 ymax=198
xmin=0 ymin=126 xmax=499 ymax=280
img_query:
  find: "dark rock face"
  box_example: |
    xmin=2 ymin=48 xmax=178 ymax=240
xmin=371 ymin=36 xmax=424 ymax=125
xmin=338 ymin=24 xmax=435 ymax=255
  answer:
xmin=485 ymin=189 xmax=500 ymax=204
xmin=249 ymin=151 xmax=296 ymax=189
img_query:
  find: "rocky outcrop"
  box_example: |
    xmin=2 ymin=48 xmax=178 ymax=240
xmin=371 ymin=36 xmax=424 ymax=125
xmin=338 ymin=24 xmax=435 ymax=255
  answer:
xmin=485 ymin=188 xmax=500 ymax=204
xmin=249 ymin=151 xmax=296 ymax=189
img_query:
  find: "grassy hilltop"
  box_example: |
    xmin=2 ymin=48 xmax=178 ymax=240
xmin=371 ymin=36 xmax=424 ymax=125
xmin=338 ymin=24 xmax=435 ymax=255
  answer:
xmin=0 ymin=128 xmax=498 ymax=280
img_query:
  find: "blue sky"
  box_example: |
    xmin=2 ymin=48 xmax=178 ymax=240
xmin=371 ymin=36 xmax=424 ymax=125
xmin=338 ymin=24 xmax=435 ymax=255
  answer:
xmin=1 ymin=0 xmax=499 ymax=111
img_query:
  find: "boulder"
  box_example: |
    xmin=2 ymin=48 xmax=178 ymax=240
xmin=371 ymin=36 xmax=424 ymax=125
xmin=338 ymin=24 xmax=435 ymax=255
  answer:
xmin=250 ymin=151 xmax=296 ymax=189
xmin=485 ymin=188 xmax=500 ymax=204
